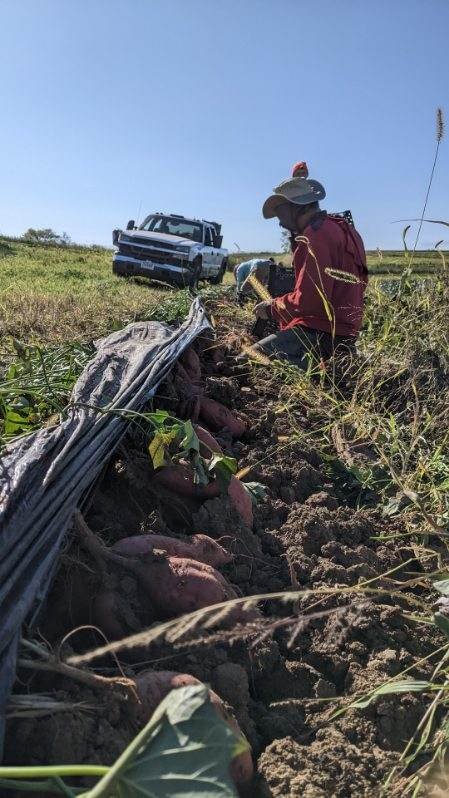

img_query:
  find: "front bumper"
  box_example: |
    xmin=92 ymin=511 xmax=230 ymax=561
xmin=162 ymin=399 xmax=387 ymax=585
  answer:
xmin=112 ymin=254 xmax=193 ymax=286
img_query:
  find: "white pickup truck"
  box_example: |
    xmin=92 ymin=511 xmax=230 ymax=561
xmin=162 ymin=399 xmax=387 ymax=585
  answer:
xmin=112 ymin=213 xmax=228 ymax=287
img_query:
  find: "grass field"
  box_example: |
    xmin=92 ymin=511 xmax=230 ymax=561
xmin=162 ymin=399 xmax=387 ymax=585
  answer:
xmin=229 ymin=248 xmax=447 ymax=272
xmin=0 ymin=237 xmax=176 ymax=344
xmin=1 ymin=235 xmax=445 ymax=346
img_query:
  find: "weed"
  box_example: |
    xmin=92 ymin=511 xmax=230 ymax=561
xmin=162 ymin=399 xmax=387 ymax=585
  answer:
xmin=0 ymin=340 xmax=93 ymax=446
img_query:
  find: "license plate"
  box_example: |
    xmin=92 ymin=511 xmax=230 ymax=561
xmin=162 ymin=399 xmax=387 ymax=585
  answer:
xmin=141 ymin=260 xmax=155 ymax=271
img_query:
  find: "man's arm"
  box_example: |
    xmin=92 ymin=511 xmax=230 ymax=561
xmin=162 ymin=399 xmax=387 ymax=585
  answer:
xmin=269 ymin=231 xmax=336 ymax=328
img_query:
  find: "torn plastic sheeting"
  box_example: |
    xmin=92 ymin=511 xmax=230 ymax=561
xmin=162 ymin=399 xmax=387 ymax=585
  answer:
xmin=0 ymin=297 xmax=211 ymax=750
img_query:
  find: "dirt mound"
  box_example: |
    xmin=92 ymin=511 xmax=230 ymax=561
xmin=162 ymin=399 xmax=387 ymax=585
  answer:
xmin=258 ymin=728 xmax=396 ymax=797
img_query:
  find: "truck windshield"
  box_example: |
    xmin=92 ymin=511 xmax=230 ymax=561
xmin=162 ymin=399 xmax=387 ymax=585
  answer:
xmin=140 ymin=215 xmax=204 ymax=243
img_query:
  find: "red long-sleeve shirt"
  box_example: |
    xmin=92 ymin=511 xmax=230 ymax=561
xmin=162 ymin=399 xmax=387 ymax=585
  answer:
xmin=270 ymin=213 xmax=368 ymax=337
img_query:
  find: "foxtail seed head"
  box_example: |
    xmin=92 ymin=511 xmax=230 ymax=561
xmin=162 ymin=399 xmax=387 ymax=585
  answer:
xmin=437 ymin=107 xmax=444 ymax=143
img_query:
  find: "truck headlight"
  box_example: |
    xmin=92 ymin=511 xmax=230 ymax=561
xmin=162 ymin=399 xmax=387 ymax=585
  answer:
xmin=176 ymin=246 xmax=191 ymax=255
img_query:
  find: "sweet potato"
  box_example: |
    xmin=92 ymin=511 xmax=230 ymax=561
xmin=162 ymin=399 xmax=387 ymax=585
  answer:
xmin=174 ymin=361 xmax=204 ymax=421
xmin=151 ymin=464 xmax=219 ymax=500
xmin=180 ymin=346 xmax=202 ymax=384
xmin=194 ymin=424 xmax=223 ymax=456
xmin=174 ymin=359 xmax=196 ymax=386
xmin=190 ymin=533 xmax=233 ymax=567
xmin=152 ymin=465 xmax=252 ymax=527
xmin=134 ymin=670 xmax=201 ymax=723
xmin=93 ymin=546 xmax=240 ymax=621
xmin=228 ymin=476 xmax=253 ymax=528
xmin=199 ymin=397 xmax=247 ymax=438
xmin=175 ymin=555 xmax=232 ymax=590
xmin=136 ymin=555 xmax=237 ymax=616
xmin=112 ymin=532 xmax=233 ymax=568
xmin=134 ymin=669 xmax=254 ymax=792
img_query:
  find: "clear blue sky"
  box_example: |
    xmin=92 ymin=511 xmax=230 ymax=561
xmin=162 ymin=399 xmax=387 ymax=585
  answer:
xmin=1 ymin=0 xmax=448 ymax=251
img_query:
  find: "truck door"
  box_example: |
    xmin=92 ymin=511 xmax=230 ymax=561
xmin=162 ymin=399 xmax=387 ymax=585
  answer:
xmin=202 ymin=226 xmax=215 ymax=276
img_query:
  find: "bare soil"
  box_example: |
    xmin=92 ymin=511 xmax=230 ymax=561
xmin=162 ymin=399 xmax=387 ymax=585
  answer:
xmin=4 ymin=310 xmax=445 ymax=798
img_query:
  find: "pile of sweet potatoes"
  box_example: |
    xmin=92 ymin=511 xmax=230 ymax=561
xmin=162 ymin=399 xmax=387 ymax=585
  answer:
xmin=149 ymin=344 xmax=253 ymax=528
xmin=73 ymin=341 xmax=258 ymax=791
xmin=132 ymin=345 xmax=253 ymax=613
xmin=74 ymin=343 xmax=257 ymax=632
xmin=75 ymin=513 xmax=245 ymax=628
xmin=174 ymin=345 xmax=247 ymax=437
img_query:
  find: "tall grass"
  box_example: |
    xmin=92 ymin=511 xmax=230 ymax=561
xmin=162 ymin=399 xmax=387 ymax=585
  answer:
xmin=411 ymin=108 xmax=445 ymax=259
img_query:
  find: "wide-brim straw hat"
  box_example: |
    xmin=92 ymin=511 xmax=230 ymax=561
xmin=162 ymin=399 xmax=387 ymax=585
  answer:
xmin=262 ymin=177 xmax=326 ymax=219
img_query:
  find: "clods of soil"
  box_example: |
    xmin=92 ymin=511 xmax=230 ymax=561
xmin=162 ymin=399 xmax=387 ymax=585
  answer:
xmin=4 ymin=317 xmax=445 ymax=798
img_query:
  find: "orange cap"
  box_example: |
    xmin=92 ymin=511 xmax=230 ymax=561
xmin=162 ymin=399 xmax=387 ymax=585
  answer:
xmin=292 ymin=161 xmax=309 ymax=178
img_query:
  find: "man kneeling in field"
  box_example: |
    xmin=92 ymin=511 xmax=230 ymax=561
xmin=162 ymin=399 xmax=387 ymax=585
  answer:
xmin=234 ymin=257 xmax=274 ymax=303
xmin=248 ymin=176 xmax=368 ymax=369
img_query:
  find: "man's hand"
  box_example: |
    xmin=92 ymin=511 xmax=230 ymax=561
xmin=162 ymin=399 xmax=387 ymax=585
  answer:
xmin=254 ymin=301 xmax=272 ymax=320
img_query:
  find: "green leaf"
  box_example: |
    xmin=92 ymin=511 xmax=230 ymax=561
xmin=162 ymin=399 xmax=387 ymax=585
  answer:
xmin=4 ymin=409 xmax=33 ymax=435
xmin=208 ymin=454 xmax=238 ymax=475
xmin=191 ymin=452 xmax=210 ymax=486
xmin=81 ymin=685 xmax=245 ymax=797
xmin=180 ymin=421 xmax=200 ymax=454
xmin=347 ymin=463 xmax=374 ymax=486
xmin=149 ymin=432 xmax=170 ymax=470
xmin=347 ymin=679 xmax=433 ymax=710
xmin=241 ymin=481 xmax=268 ymax=506
xmin=148 ymin=429 xmax=179 ymax=470
xmin=382 ymin=496 xmax=402 ymax=517
xmin=208 ymin=454 xmax=237 ymax=491
xmin=147 ymin=410 xmax=171 ymax=428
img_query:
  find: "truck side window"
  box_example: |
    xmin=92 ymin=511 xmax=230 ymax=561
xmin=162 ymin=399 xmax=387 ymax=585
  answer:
xmin=204 ymin=227 xmax=213 ymax=247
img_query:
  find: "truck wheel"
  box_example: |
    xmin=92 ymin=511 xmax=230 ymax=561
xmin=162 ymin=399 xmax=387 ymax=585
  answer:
xmin=210 ymin=259 xmax=227 ymax=285
xmin=188 ymin=256 xmax=202 ymax=288
xmin=112 ymin=261 xmax=126 ymax=277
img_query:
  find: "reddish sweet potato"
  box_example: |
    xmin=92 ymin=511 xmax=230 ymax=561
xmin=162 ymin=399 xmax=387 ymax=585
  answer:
xmin=174 ymin=359 xmax=195 ymax=385
xmin=212 ymin=694 xmax=255 ymax=792
xmin=228 ymin=476 xmax=253 ymax=528
xmin=100 ymin=548 xmax=243 ymax=621
xmin=152 ymin=465 xmax=252 ymax=527
xmin=134 ymin=670 xmax=201 ymax=723
xmin=136 ymin=555 xmax=237 ymax=616
xmin=176 ymin=555 xmax=232 ymax=590
xmin=151 ymin=464 xmax=219 ymax=500
xmin=180 ymin=346 xmax=202 ymax=384
xmin=134 ymin=669 xmax=254 ymax=792
xmin=199 ymin=397 xmax=247 ymax=438
xmin=194 ymin=424 xmax=223 ymax=457
xmin=190 ymin=533 xmax=233 ymax=567
xmin=112 ymin=533 xmax=233 ymax=568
